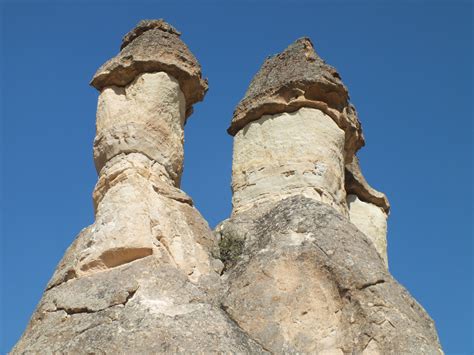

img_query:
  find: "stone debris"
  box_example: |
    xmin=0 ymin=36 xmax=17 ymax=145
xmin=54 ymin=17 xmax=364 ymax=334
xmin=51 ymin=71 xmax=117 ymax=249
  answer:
xmin=13 ymin=21 xmax=442 ymax=354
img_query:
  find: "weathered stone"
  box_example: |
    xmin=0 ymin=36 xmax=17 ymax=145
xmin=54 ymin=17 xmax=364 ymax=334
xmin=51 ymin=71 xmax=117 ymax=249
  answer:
xmin=13 ymin=20 xmax=265 ymax=353
xmin=232 ymin=107 xmax=348 ymax=216
xmin=13 ymin=258 xmax=266 ymax=353
xmin=94 ymin=71 xmax=185 ymax=184
xmin=13 ymin=23 xmax=441 ymax=354
xmin=221 ymin=37 xmax=440 ymax=354
xmin=218 ymin=196 xmax=442 ymax=354
xmin=91 ymin=19 xmax=208 ymax=118
xmin=229 ymin=37 xmax=364 ymax=162
xmin=347 ymin=194 xmax=388 ymax=266
xmin=344 ymin=156 xmax=390 ymax=266
xmin=345 ymin=156 xmax=390 ymax=213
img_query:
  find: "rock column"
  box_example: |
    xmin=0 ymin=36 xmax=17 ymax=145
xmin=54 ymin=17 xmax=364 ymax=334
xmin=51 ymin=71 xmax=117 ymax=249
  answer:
xmin=12 ymin=20 xmax=266 ymax=353
xmin=219 ymin=38 xmax=442 ymax=354
xmin=82 ymin=20 xmax=214 ymax=282
xmin=229 ymin=38 xmax=390 ymax=264
xmin=345 ymin=156 xmax=391 ymax=266
xmin=229 ymin=38 xmax=364 ymax=216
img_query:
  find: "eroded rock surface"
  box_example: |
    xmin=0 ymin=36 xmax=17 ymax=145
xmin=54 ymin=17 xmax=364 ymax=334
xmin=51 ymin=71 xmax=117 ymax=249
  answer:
xmin=12 ymin=20 xmax=262 ymax=353
xmin=232 ymin=107 xmax=347 ymax=215
xmin=13 ymin=23 xmax=442 ymax=354
xmin=229 ymin=37 xmax=364 ymax=162
xmin=91 ymin=19 xmax=208 ymax=118
xmin=217 ymin=196 xmax=442 ymax=354
xmin=220 ymin=37 xmax=442 ymax=354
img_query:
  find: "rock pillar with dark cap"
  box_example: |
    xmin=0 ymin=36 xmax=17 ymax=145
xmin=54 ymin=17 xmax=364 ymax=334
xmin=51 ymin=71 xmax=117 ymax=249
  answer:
xmin=217 ymin=38 xmax=442 ymax=354
xmin=228 ymin=37 xmax=390 ymax=265
xmin=12 ymin=20 xmax=265 ymax=353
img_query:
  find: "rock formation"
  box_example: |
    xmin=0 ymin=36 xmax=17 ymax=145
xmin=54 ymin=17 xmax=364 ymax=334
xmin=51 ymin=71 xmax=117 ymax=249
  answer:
xmin=218 ymin=38 xmax=442 ymax=353
xmin=12 ymin=20 xmax=264 ymax=353
xmin=13 ymin=21 xmax=442 ymax=354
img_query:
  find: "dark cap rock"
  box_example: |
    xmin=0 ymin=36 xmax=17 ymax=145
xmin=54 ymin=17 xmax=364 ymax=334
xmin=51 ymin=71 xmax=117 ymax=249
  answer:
xmin=345 ymin=156 xmax=390 ymax=213
xmin=91 ymin=19 xmax=208 ymax=117
xmin=229 ymin=38 xmax=364 ymax=160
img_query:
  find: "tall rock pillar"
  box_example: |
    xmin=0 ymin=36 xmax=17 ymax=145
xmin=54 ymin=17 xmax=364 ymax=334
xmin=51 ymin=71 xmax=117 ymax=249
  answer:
xmin=12 ymin=20 xmax=266 ymax=353
xmin=228 ymin=38 xmax=390 ymax=265
xmin=229 ymin=38 xmax=363 ymax=216
xmin=218 ymin=38 xmax=442 ymax=354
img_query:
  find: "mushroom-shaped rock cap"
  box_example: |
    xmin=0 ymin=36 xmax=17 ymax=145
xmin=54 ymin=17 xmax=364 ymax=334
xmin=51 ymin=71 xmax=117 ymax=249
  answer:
xmin=230 ymin=38 xmax=364 ymax=159
xmin=91 ymin=19 xmax=208 ymax=117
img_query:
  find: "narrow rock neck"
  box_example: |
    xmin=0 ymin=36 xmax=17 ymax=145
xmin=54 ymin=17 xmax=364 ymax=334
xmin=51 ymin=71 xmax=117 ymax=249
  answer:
xmin=93 ymin=71 xmax=186 ymax=188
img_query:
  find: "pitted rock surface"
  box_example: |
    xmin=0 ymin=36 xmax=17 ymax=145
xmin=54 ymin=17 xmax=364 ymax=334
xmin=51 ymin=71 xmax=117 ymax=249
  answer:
xmin=91 ymin=19 xmax=207 ymax=117
xmin=217 ymin=196 xmax=442 ymax=354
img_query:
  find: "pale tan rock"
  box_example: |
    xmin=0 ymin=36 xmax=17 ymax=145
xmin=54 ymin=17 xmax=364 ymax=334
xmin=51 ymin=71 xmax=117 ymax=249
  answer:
xmin=13 ymin=258 xmax=265 ymax=353
xmin=345 ymin=156 xmax=390 ymax=213
xmin=229 ymin=38 xmax=364 ymax=162
xmin=220 ymin=38 xmax=442 ymax=354
xmin=232 ymin=107 xmax=347 ymax=215
xmin=347 ymin=194 xmax=388 ymax=266
xmin=94 ymin=72 xmax=185 ymax=184
xmin=14 ymin=24 xmax=442 ymax=354
xmin=344 ymin=156 xmax=390 ymax=266
xmin=219 ymin=196 xmax=443 ymax=354
xmin=13 ymin=20 xmax=267 ymax=353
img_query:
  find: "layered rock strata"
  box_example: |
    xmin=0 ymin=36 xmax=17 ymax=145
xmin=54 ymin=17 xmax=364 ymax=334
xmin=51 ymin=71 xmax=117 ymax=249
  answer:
xmin=12 ymin=20 xmax=264 ymax=353
xmin=219 ymin=38 xmax=442 ymax=353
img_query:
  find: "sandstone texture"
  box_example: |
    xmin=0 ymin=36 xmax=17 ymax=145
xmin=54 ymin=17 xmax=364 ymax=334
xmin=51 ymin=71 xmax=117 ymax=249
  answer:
xmin=13 ymin=21 xmax=442 ymax=354
xmin=345 ymin=156 xmax=390 ymax=265
xmin=91 ymin=19 xmax=208 ymax=118
xmin=232 ymin=107 xmax=347 ymax=216
xmin=13 ymin=20 xmax=264 ymax=353
xmin=217 ymin=196 xmax=442 ymax=354
xmin=229 ymin=37 xmax=364 ymax=162
xmin=221 ymin=37 xmax=442 ymax=353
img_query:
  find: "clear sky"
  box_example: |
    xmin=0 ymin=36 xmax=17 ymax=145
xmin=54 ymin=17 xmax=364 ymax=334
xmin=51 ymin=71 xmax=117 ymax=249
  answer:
xmin=1 ymin=0 xmax=472 ymax=353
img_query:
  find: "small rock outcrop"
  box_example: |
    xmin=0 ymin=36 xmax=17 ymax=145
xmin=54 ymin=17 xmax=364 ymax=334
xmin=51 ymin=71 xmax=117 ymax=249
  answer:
xmin=13 ymin=22 xmax=442 ymax=354
xmin=218 ymin=38 xmax=442 ymax=353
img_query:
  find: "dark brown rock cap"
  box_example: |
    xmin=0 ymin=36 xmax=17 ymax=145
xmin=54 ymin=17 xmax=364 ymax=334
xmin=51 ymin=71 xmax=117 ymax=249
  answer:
xmin=345 ymin=156 xmax=390 ymax=213
xmin=91 ymin=19 xmax=208 ymax=118
xmin=230 ymin=38 xmax=365 ymax=160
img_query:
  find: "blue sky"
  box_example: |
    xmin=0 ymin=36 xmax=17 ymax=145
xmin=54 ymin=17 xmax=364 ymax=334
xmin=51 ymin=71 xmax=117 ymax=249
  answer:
xmin=1 ymin=0 xmax=472 ymax=353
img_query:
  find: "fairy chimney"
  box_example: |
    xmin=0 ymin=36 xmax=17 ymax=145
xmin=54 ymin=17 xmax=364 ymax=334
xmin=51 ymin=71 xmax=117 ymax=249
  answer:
xmin=13 ymin=25 xmax=442 ymax=355
xmin=229 ymin=37 xmax=390 ymax=265
xmin=12 ymin=20 xmax=266 ymax=353
xmin=217 ymin=38 xmax=442 ymax=354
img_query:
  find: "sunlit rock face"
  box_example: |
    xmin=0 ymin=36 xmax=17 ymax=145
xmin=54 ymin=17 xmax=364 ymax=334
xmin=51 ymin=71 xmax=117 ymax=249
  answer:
xmin=232 ymin=107 xmax=348 ymax=216
xmin=12 ymin=20 xmax=266 ymax=354
xmin=347 ymin=194 xmax=388 ymax=266
xmin=13 ymin=22 xmax=442 ymax=355
xmin=345 ymin=156 xmax=391 ymax=267
xmin=220 ymin=37 xmax=442 ymax=354
xmin=94 ymin=72 xmax=186 ymax=185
